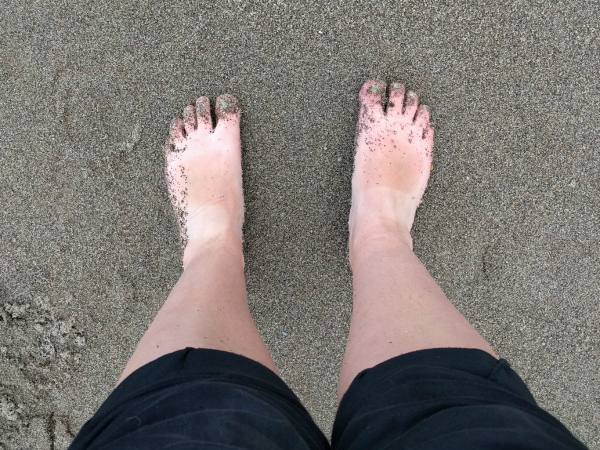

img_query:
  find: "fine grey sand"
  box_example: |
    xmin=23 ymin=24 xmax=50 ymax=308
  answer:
xmin=1 ymin=1 xmax=599 ymax=448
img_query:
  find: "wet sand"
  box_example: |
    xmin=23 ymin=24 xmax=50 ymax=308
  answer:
xmin=0 ymin=1 xmax=598 ymax=448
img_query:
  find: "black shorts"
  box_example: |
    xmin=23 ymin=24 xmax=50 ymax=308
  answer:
xmin=69 ymin=348 xmax=587 ymax=449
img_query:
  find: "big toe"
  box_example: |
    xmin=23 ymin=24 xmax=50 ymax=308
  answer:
xmin=215 ymin=94 xmax=241 ymax=133
xmin=358 ymin=80 xmax=386 ymax=122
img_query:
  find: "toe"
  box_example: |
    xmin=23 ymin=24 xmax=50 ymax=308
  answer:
xmin=359 ymin=80 xmax=386 ymax=120
xmin=414 ymin=106 xmax=430 ymax=128
xmin=215 ymin=94 xmax=241 ymax=132
xmin=183 ymin=105 xmax=197 ymax=135
xmin=423 ymin=125 xmax=433 ymax=156
xmin=169 ymin=117 xmax=185 ymax=144
xmin=386 ymin=82 xmax=405 ymax=117
xmin=164 ymin=137 xmax=174 ymax=156
xmin=403 ymin=91 xmax=419 ymax=121
xmin=195 ymin=96 xmax=213 ymax=132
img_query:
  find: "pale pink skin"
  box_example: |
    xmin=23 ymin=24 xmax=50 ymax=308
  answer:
xmin=120 ymin=95 xmax=278 ymax=382
xmin=340 ymin=81 xmax=495 ymax=398
xmin=350 ymin=80 xmax=433 ymax=255
xmin=119 ymin=82 xmax=496 ymax=402
xmin=164 ymin=95 xmax=245 ymax=268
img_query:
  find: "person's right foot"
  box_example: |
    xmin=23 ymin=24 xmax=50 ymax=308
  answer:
xmin=165 ymin=95 xmax=244 ymax=268
xmin=349 ymin=80 xmax=434 ymax=254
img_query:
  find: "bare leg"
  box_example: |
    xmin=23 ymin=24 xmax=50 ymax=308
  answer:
xmin=118 ymin=96 xmax=276 ymax=384
xmin=338 ymin=81 xmax=496 ymax=400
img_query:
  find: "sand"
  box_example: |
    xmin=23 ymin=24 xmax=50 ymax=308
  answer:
xmin=0 ymin=1 xmax=598 ymax=448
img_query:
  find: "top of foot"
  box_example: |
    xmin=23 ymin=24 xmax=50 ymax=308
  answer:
xmin=164 ymin=94 xmax=244 ymax=266
xmin=350 ymin=80 xmax=434 ymax=250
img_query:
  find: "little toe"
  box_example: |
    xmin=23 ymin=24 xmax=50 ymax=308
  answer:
xmin=386 ymin=82 xmax=405 ymax=117
xmin=403 ymin=91 xmax=419 ymax=121
xmin=183 ymin=105 xmax=197 ymax=135
xmin=195 ymin=96 xmax=213 ymax=132
xmin=423 ymin=125 xmax=434 ymax=148
xmin=164 ymin=137 xmax=174 ymax=156
xmin=358 ymin=80 xmax=386 ymax=120
xmin=215 ymin=94 xmax=241 ymax=132
xmin=169 ymin=117 xmax=185 ymax=145
xmin=414 ymin=106 xmax=430 ymax=129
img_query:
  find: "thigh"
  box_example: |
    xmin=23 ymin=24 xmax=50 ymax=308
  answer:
xmin=70 ymin=348 xmax=329 ymax=450
xmin=333 ymin=348 xmax=587 ymax=450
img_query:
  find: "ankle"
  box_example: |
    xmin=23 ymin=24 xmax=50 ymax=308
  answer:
xmin=349 ymin=221 xmax=413 ymax=265
xmin=349 ymin=187 xmax=416 ymax=262
xmin=182 ymin=230 xmax=244 ymax=269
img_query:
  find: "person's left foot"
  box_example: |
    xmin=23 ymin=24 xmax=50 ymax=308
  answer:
xmin=349 ymin=80 xmax=434 ymax=254
xmin=165 ymin=95 xmax=244 ymax=267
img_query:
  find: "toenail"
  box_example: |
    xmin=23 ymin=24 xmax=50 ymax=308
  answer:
xmin=392 ymin=83 xmax=401 ymax=88
xmin=369 ymin=86 xmax=382 ymax=93
xmin=219 ymin=101 xmax=230 ymax=107
xmin=409 ymin=93 xmax=416 ymax=97
xmin=422 ymin=105 xmax=429 ymax=110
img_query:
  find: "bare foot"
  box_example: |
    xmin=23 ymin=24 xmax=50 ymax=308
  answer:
xmin=349 ymin=80 xmax=434 ymax=256
xmin=164 ymin=95 xmax=244 ymax=268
